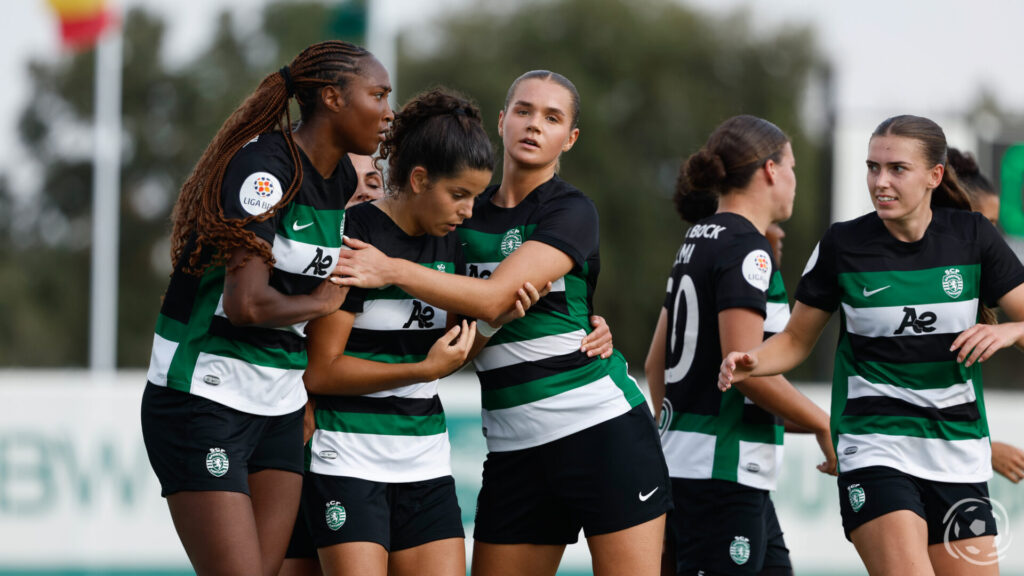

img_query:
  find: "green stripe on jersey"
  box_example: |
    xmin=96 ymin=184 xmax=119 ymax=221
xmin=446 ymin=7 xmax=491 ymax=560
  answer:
xmin=838 ymin=264 xmax=980 ymax=308
xmin=344 ymin=350 xmax=427 ymax=364
xmin=840 ymin=356 xmax=971 ymax=391
xmin=490 ymin=309 xmax=588 ymax=345
xmin=204 ymin=334 xmax=307 ymax=369
xmin=839 ymin=414 xmax=986 ymax=440
xmin=165 ymin=267 xmax=227 ymax=392
xmin=316 ymin=410 xmax=447 ymax=436
xmin=458 ymin=225 xmax=538 ymax=262
xmin=766 ymin=270 xmax=787 ymax=303
xmin=154 ymin=313 xmax=188 ymax=343
xmin=278 ymin=203 xmax=345 ymax=247
xmin=481 ymin=358 xmax=607 ymax=410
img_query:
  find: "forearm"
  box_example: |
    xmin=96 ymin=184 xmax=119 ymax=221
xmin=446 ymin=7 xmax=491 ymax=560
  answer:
xmin=747 ymin=329 xmax=815 ymax=377
xmin=734 ymin=374 xmax=829 ymax=434
xmin=388 ymin=259 xmax=515 ymax=323
xmin=305 ymin=353 xmax=437 ymax=396
xmin=645 ymin=310 xmax=669 ymax=421
xmin=227 ymin=287 xmax=337 ymax=328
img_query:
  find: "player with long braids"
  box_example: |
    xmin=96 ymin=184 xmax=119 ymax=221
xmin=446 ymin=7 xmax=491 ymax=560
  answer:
xmin=141 ymin=40 xmax=393 ymax=576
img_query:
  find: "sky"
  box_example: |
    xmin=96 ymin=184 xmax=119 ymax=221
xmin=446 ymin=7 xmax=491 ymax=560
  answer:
xmin=4 ymin=0 xmax=1024 ymax=194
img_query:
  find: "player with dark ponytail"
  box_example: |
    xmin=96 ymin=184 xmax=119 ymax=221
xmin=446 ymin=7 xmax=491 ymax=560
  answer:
xmin=142 ymin=40 xmax=393 ymax=575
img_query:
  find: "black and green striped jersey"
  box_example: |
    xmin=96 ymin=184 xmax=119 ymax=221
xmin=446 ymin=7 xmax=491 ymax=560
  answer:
xmin=146 ymin=133 xmax=355 ymax=416
xmin=309 ymin=202 xmax=462 ymax=482
xmin=459 ymin=175 xmax=646 ymax=452
xmin=659 ymin=212 xmax=785 ymax=490
xmin=796 ymin=208 xmax=1024 ymax=482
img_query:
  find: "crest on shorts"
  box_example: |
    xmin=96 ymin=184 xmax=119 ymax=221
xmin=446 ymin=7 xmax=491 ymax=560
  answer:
xmin=942 ymin=268 xmax=964 ymax=299
xmin=205 ymin=447 xmax=229 ymax=478
xmin=848 ymin=483 xmax=866 ymax=512
xmin=325 ymin=500 xmax=347 ymax=531
xmin=500 ymin=228 xmax=523 ymax=257
xmin=729 ymin=536 xmax=750 ymax=565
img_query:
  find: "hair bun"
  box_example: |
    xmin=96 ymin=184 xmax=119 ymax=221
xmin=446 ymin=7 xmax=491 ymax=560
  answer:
xmin=685 ymin=150 xmax=727 ymax=190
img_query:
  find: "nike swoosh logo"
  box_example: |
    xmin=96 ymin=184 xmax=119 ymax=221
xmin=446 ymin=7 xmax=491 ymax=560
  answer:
xmin=639 ymin=487 xmax=659 ymax=502
xmin=862 ymin=285 xmax=891 ymax=297
xmin=292 ymin=221 xmax=313 ymax=231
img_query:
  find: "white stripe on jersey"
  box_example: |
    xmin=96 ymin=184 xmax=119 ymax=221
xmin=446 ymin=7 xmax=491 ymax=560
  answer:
xmin=474 ymin=329 xmax=587 ymax=371
xmin=215 ymin=295 xmax=307 ymax=337
xmin=362 ymin=380 xmax=438 ymax=400
xmin=309 ymin=428 xmax=451 ymax=483
xmin=353 ymin=298 xmax=448 ymax=331
xmin=837 ymin=433 xmax=991 ymax=483
xmin=188 ymin=352 xmax=307 ymax=416
xmin=841 ymin=299 xmax=978 ymax=338
xmin=661 ymin=430 xmax=715 ymax=479
xmin=481 ymin=375 xmax=632 ymax=452
xmin=737 ymin=440 xmax=784 ymax=491
xmin=847 ymin=376 xmax=976 ymax=409
xmin=147 ymin=333 xmax=177 ymax=387
xmin=272 ymin=235 xmax=342 ymax=278
xmin=764 ymin=301 xmax=790 ymax=334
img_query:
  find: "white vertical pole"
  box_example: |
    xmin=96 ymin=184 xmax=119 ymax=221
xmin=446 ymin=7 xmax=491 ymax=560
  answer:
xmin=89 ymin=25 xmax=122 ymax=373
xmin=366 ymin=0 xmax=396 ymax=105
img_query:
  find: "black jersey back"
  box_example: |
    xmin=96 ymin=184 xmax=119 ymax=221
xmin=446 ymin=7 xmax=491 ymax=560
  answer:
xmin=659 ymin=212 xmax=784 ymax=489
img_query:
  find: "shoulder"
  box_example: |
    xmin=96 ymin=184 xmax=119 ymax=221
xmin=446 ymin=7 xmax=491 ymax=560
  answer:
xmin=537 ymin=176 xmax=596 ymax=213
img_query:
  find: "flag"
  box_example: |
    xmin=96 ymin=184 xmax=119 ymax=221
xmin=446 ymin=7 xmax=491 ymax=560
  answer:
xmin=46 ymin=0 xmax=115 ymax=50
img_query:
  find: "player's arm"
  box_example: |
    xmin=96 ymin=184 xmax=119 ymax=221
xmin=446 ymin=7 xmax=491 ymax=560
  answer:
xmin=304 ymin=309 xmax=475 ymax=396
xmin=719 ymin=302 xmax=832 ymax=389
xmin=951 ymin=283 xmax=1024 ymax=366
xmin=222 ymin=243 xmax=347 ymax=328
xmin=719 ymin=307 xmax=836 ymax=475
xmin=992 ymin=440 xmax=1024 ymax=483
xmin=337 ymin=237 xmax=573 ymax=324
xmin=645 ymin=308 xmax=669 ymax=422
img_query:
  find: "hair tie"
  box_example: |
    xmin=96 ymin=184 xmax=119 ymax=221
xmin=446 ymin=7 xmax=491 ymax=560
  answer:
xmin=279 ymin=66 xmax=295 ymax=97
xmin=451 ymin=107 xmax=468 ymax=117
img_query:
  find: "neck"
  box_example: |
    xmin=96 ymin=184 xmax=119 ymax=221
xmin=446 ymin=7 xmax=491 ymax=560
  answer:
xmin=494 ymin=155 xmax=556 ymax=208
xmin=377 ymin=195 xmax=423 ymax=236
xmin=881 ymin=205 xmax=932 ymax=243
xmin=717 ymin=192 xmax=771 ymax=235
xmin=292 ymin=119 xmax=345 ymax=179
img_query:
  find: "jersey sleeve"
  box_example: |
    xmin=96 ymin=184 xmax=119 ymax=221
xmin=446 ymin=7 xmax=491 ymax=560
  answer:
xmin=794 ymin=224 xmax=841 ymax=312
xmin=977 ymin=214 xmax=1024 ymax=306
xmin=220 ymin=138 xmax=292 ymax=244
xmin=528 ymin=195 xmax=599 ymax=269
xmin=714 ymin=233 xmax=773 ymax=317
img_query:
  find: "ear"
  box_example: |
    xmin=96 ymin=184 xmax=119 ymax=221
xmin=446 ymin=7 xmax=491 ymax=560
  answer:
xmin=497 ymin=110 xmax=505 ymax=139
xmin=321 ymin=84 xmax=346 ymax=113
xmin=409 ymin=166 xmax=430 ymax=195
xmin=928 ymin=163 xmax=945 ymax=190
xmin=562 ymin=127 xmax=580 ymax=153
xmin=763 ymin=158 xmax=778 ymax=186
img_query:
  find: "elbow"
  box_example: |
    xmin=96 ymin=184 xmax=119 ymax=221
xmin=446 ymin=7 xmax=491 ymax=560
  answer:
xmin=303 ymin=370 xmax=329 ymax=395
xmin=222 ymin=294 xmax=260 ymax=326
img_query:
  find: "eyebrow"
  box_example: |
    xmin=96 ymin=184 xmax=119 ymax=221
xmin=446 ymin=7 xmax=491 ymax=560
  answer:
xmin=513 ymin=100 xmax=566 ymax=117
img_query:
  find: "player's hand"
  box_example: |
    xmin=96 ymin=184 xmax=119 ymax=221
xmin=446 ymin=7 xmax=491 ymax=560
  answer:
xmin=815 ymin=428 xmax=838 ymax=476
xmin=992 ymin=441 xmax=1024 ymax=483
xmin=581 ymin=315 xmax=614 ymax=359
xmin=492 ymin=281 xmax=551 ymax=327
xmin=334 ymin=237 xmax=395 ymax=288
xmin=311 ymin=275 xmax=349 ymax=314
xmin=302 ymin=400 xmax=317 ymax=444
xmin=719 ymin=351 xmax=758 ymax=391
xmin=950 ymin=322 xmax=1024 ymax=367
xmin=423 ymin=320 xmax=476 ymax=379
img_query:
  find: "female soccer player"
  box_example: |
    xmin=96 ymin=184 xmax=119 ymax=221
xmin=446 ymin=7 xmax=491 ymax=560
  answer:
xmin=141 ymin=41 xmax=393 ymax=576
xmin=345 ymin=153 xmax=385 ymax=208
xmin=721 ymin=115 xmax=1024 ymax=575
xmin=645 ymin=115 xmax=834 ymax=576
xmin=336 ymin=70 xmax=672 ymax=576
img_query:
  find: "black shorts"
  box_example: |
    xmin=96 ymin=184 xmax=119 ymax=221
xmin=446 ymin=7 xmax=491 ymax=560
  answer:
xmin=473 ymin=403 xmax=672 ymax=545
xmin=140 ymin=382 xmax=305 ymax=497
xmin=668 ymin=478 xmax=792 ymax=576
xmin=286 ymin=502 xmax=317 ymax=559
xmin=303 ymin=473 xmax=464 ymax=552
xmin=837 ymin=465 xmax=996 ymax=545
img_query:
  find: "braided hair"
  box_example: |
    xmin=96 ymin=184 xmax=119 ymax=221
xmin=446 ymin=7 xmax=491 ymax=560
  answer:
xmin=170 ymin=40 xmax=370 ymax=274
